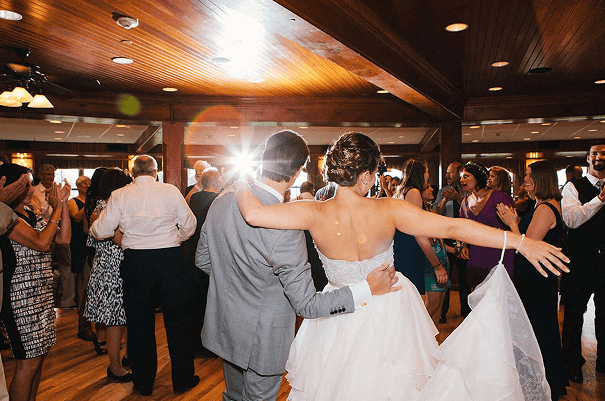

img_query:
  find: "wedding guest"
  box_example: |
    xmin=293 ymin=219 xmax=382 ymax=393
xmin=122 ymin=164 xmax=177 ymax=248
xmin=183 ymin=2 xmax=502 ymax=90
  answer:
xmin=31 ymin=164 xmax=74 ymax=308
xmin=394 ymin=158 xmax=447 ymax=299
xmin=487 ymin=166 xmax=512 ymax=197
xmin=90 ymin=155 xmax=197 ymax=396
xmin=68 ymin=176 xmax=96 ymax=342
xmin=84 ymin=168 xmax=133 ymax=382
xmin=561 ymin=141 xmax=605 ymax=383
xmin=459 ymin=161 xmax=514 ymax=287
xmin=296 ymin=181 xmax=315 ymax=200
xmin=497 ymin=160 xmax=568 ymax=400
xmin=421 ymin=184 xmax=450 ymax=325
xmin=0 ymin=164 xmax=70 ymax=401
xmin=185 ymin=160 xmax=211 ymax=203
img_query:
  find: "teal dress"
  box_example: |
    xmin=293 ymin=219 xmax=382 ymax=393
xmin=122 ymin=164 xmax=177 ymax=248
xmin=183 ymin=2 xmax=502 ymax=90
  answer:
xmin=424 ymin=239 xmax=451 ymax=293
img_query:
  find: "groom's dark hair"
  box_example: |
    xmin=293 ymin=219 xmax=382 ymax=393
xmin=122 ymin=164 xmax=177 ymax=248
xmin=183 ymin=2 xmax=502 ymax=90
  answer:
xmin=261 ymin=130 xmax=309 ymax=182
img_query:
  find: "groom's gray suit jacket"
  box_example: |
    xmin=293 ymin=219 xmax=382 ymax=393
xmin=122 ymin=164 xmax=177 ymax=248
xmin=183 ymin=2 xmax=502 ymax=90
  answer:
xmin=196 ymin=184 xmax=355 ymax=375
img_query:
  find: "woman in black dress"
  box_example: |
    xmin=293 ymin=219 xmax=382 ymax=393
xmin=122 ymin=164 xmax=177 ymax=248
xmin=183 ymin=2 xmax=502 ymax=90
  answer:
xmin=0 ymin=163 xmax=71 ymax=401
xmin=497 ymin=160 xmax=568 ymax=400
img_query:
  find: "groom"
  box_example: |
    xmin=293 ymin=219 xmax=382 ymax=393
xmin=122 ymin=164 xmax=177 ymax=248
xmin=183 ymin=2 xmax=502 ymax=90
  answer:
xmin=196 ymin=130 xmax=398 ymax=401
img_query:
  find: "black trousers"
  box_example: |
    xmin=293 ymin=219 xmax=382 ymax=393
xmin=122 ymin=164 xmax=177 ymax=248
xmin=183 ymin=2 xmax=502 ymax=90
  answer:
xmin=561 ymin=251 xmax=605 ymax=369
xmin=121 ymin=247 xmax=196 ymax=393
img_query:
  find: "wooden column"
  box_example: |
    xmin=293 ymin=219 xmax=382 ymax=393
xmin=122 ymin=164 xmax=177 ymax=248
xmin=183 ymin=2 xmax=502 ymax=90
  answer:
xmin=162 ymin=122 xmax=186 ymax=190
xmin=439 ymin=122 xmax=462 ymax=186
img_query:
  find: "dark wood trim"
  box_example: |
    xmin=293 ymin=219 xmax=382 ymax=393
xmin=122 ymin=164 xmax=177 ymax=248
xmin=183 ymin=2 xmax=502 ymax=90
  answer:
xmin=273 ymin=0 xmax=465 ymax=120
xmin=465 ymin=92 xmax=605 ymax=122
xmin=134 ymin=125 xmax=162 ymax=154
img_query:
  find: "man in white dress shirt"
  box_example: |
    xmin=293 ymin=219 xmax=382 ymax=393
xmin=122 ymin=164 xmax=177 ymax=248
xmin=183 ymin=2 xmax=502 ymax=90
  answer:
xmin=561 ymin=141 xmax=605 ymax=383
xmin=90 ymin=155 xmax=197 ymax=396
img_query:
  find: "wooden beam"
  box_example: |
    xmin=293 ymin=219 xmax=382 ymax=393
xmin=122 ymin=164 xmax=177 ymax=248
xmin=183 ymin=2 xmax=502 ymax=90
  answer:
xmin=272 ymin=0 xmax=464 ymax=120
xmin=419 ymin=126 xmax=440 ymax=153
xmin=134 ymin=125 xmax=162 ymax=154
xmin=465 ymin=92 xmax=605 ymax=122
xmin=0 ymin=94 xmax=433 ymax=126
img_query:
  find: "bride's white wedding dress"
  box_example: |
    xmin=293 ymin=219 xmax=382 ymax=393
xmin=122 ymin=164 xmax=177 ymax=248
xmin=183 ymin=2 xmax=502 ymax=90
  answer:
xmin=286 ymin=241 xmax=551 ymax=401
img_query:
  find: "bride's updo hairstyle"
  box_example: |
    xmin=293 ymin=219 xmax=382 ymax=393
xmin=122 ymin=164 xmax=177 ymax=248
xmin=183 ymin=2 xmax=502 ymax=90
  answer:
xmin=323 ymin=132 xmax=381 ymax=187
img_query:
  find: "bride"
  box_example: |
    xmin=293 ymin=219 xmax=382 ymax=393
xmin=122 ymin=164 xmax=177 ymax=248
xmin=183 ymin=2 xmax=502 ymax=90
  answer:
xmin=234 ymin=132 xmax=568 ymax=400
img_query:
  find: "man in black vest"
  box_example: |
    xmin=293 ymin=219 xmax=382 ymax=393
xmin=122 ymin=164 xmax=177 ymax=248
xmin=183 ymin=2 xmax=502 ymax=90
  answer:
xmin=561 ymin=141 xmax=605 ymax=383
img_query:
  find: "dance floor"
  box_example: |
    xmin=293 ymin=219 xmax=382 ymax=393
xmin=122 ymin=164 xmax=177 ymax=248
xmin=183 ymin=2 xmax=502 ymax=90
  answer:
xmin=1 ymin=291 xmax=603 ymax=400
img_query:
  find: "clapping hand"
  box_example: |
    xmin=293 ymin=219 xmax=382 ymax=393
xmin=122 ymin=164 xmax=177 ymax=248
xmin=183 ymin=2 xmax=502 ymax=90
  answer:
xmin=59 ymin=179 xmax=71 ymax=202
xmin=0 ymin=174 xmax=29 ymax=205
xmin=47 ymin=183 xmax=61 ymax=211
xmin=496 ymin=203 xmax=519 ymax=228
xmin=443 ymin=188 xmax=462 ymax=203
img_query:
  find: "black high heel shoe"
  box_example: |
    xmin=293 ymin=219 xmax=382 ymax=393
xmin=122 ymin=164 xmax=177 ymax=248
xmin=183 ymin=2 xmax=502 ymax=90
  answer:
xmin=107 ymin=367 xmax=132 ymax=382
xmin=93 ymin=340 xmax=108 ymax=355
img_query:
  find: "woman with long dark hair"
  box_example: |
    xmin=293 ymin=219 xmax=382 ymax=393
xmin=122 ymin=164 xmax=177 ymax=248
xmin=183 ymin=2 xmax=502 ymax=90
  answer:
xmin=497 ymin=160 xmax=568 ymax=400
xmin=393 ymin=158 xmax=447 ymax=299
xmin=0 ymin=163 xmax=71 ymax=401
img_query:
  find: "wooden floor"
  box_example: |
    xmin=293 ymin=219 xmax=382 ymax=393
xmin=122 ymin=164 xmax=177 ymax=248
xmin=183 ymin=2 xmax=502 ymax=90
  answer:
xmin=1 ymin=291 xmax=603 ymax=400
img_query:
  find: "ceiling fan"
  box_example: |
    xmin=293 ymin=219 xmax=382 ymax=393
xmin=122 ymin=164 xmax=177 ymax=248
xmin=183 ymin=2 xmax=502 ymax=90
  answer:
xmin=0 ymin=48 xmax=101 ymax=108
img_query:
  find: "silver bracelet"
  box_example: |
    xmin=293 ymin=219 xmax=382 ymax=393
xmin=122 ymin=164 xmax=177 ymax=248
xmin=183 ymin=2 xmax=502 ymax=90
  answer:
xmin=515 ymin=234 xmax=525 ymax=254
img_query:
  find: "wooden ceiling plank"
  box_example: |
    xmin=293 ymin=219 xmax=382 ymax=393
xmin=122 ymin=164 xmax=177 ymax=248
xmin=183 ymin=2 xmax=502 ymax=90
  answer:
xmin=272 ymin=0 xmax=464 ymax=120
xmin=483 ymin=0 xmax=519 ymax=90
xmin=561 ymin=3 xmax=605 ymax=74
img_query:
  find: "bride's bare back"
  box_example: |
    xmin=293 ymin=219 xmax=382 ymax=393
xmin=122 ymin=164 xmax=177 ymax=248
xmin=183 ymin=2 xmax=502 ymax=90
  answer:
xmin=307 ymin=188 xmax=396 ymax=262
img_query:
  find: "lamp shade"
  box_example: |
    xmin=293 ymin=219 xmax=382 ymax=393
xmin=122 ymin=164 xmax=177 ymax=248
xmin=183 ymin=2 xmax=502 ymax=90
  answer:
xmin=0 ymin=91 xmax=22 ymax=107
xmin=11 ymin=87 xmax=33 ymax=103
xmin=28 ymin=94 xmax=54 ymax=108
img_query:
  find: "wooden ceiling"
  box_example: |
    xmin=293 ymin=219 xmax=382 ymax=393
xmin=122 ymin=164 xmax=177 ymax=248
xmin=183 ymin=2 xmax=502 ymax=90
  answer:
xmin=1 ymin=0 xmax=605 ymax=147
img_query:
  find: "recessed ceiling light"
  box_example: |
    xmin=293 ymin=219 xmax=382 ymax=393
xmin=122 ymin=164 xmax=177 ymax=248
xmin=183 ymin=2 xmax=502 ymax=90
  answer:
xmin=162 ymin=87 xmax=178 ymax=92
xmin=377 ymin=90 xmax=389 ymax=94
xmin=469 ymin=125 xmax=480 ymax=129
xmin=0 ymin=10 xmax=22 ymax=20
xmin=116 ymin=140 xmax=123 ymax=143
xmin=574 ymin=136 xmax=582 ymax=139
xmin=489 ymin=87 xmax=502 ymax=91
xmin=589 ymin=129 xmax=598 ymax=132
xmin=49 ymin=120 xmax=61 ymax=124
xmin=117 ymin=133 xmax=125 ymax=136
xmin=463 ymin=133 xmax=471 ymax=136
xmin=506 ymin=156 xmax=513 ymax=159
xmin=77 ymin=135 xmax=91 ymax=138
xmin=523 ymin=137 xmax=531 ymax=140
xmin=211 ymin=57 xmax=231 ymax=64
xmin=541 ymin=123 xmax=551 ymax=126
xmin=491 ymin=61 xmax=509 ymax=67
xmin=601 ymin=120 xmax=605 ymax=123
xmin=228 ymin=134 xmax=236 ymax=137
xmin=54 ymin=130 xmax=65 ymax=134
xmin=471 ymin=139 xmax=479 ymax=142
xmin=299 ymin=126 xmax=308 ymax=129
xmin=121 ymin=39 xmax=133 ymax=45
xmin=190 ymin=141 xmax=196 ymax=144
xmin=388 ymin=141 xmax=394 ymax=144
xmin=595 ymin=80 xmax=605 ymax=84
xmin=398 ymin=135 xmax=404 ymax=138
xmin=528 ymin=67 xmax=552 ymax=74
xmin=446 ymin=23 xmax=468 ymax=32
xmin=246 ymin=77 xmax=264 ymax=83
xmin=531 ymin=131 xmax=539 ymax=134
xmin=112 ymin=57 xmax=133 ymax=64
xmin=54 ymin=137 xmax=62 ymax=140
xmin=230 ymin=126 xmax=238 ymax=129
xmin=116 ymin=124 xmax=126 ymax=128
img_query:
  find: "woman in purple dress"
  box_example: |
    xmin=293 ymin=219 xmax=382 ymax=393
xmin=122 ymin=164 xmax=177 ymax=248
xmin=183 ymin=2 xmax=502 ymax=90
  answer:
xmin=459 ymin=161 xmax=514 ymax=287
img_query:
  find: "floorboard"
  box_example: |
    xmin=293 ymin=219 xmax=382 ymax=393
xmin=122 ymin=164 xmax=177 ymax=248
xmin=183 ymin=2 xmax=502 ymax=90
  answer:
xmin=1 ymin=291 xmax=603 ymax=400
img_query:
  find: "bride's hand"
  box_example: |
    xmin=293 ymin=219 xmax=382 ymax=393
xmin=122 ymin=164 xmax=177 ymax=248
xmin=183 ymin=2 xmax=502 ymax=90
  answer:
xmin=367 ymin=262 xmax=401 ymax=295
xmin=518 ymin=236 xmax=570 ymax=277
xmin=218 ymin=179 xmax=248 ymax=199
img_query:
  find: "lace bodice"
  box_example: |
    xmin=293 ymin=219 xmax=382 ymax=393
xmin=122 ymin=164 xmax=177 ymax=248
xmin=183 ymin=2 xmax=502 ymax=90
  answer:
xmin=316 ymin=242 xmax=394 ymax=287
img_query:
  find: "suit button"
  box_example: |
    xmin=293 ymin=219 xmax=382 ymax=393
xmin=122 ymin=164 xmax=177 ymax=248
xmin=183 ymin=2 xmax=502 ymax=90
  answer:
xmin=342 ymin=307 xmax=346 ymax=312
xmin=338 ymin=308 xmax=343 ymax=313
xmin=330 ymin=311 xmax=335 ymax=315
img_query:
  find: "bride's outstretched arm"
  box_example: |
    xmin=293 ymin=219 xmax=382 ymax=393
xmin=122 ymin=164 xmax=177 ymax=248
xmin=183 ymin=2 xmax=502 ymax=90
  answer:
xmin=387 ymin=198 xmax=570 ymax=277
xmin=234 ymin=180 xmax=315 ymax=230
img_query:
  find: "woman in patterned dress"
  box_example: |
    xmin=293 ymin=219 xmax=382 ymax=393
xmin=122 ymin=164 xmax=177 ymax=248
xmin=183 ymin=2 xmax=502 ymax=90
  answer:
xmin=84 ymin=168 xmax=133 ymax=381
xmin=0 ymin=163 xmax=71 ymax=401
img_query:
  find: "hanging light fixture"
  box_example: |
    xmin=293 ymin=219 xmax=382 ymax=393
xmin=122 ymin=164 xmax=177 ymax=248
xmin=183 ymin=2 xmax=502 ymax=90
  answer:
xmin=0 ymin=91 xmax=22 ymax=107
xmin=11 ymin=86 xmax=33 ymax=103
xmin=28 ymin=94 xmax=54 ymax=108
